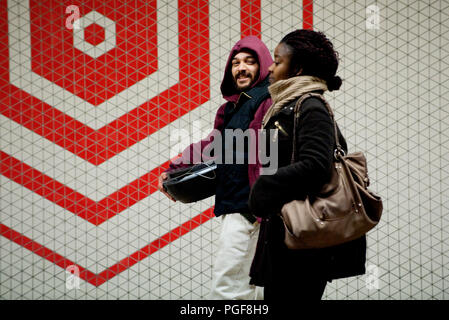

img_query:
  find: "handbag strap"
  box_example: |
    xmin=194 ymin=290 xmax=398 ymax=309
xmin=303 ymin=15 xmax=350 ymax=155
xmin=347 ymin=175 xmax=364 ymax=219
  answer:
xmin=291 ymin=93 xmax=345 ymax=164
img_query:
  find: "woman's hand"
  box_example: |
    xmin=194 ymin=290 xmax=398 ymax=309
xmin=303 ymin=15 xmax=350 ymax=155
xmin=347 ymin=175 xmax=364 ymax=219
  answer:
xmin=158 ymin=172 xmax=176 ymax=202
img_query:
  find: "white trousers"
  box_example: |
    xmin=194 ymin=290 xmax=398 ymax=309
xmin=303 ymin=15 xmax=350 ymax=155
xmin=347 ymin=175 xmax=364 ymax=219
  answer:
xmin=209 ymin=213 xmax=263 ymax=300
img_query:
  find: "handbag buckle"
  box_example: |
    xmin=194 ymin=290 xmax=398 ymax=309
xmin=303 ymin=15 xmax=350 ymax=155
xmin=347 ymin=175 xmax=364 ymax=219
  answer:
xmin=334 ymin=147 xmax=346 ymax=161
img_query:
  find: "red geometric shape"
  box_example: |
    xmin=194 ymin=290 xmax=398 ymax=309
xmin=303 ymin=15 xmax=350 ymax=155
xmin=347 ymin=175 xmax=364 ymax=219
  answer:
xmin=0 ymin=0 xmax=313 ymax=287
xmin=29 ymin=0 xmax=158 ymax=105
xmin=0 ymin=0 xmax=210 ymax=165
xmin=0 ymin=151 xmax=170 ymax=225
xmin=303 ymin=0 xmax=314 ymax=30
xmin=241 ymin=0 xmax=261 ymax=39
xmin=0 ymin=207 xmax=215 ymax=287
xmin=84 ymin=23 xmax=105 ymax=46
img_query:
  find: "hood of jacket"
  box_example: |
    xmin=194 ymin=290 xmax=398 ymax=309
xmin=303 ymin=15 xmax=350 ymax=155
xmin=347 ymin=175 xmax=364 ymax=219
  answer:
xmin=220 ymin=36 xmax=273 ymax=102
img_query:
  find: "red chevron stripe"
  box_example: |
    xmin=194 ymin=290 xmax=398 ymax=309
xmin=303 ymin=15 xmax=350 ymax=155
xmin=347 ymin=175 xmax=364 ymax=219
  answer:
xmin=0 ymin=150 xmax=170 ymax=225
xmin=0 ymin=207 xmax=215 ymax=287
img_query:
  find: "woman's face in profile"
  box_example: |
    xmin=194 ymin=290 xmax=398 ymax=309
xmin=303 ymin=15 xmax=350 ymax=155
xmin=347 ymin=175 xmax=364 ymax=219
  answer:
xmin=268 ymin=42 xmax=295 ymax=84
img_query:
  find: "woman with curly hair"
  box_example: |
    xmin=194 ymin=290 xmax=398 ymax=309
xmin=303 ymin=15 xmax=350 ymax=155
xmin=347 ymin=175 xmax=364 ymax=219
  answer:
xmin=249 ymin=29 xmax=367 ymax=300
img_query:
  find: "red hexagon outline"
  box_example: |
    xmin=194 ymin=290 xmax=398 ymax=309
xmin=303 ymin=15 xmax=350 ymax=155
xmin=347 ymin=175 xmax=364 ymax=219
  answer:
xmin=1 ymin=0 xmax=209 ymax=166
xmin=30 ymin=0 xmax=159 ymax=106
xmin=0 ymin=0 xmax=313 ymax=287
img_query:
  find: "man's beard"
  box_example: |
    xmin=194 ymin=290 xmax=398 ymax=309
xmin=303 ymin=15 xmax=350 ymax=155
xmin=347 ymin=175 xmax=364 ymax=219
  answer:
xmin=233 ymin=71 xmax=257 ymax=92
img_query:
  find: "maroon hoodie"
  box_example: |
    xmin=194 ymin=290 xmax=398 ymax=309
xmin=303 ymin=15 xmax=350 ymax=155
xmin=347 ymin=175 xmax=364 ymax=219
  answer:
xmin=167 ymin=36 xmax=273 ymax=187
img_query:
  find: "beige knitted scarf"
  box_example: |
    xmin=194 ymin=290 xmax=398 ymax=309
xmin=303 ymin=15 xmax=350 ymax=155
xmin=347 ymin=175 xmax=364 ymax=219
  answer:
xmin=262 ymin=76 xmax=328 ymax=128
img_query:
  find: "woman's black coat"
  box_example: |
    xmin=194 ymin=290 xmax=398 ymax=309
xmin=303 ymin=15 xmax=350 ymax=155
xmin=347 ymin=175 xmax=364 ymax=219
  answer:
xmin=249 ymin=95 xmax=367 ymax=287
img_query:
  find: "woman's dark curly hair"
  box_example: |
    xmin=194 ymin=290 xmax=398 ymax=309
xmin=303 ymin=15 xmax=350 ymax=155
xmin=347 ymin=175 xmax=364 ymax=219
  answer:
xmin=280 ymin=29 xmax=342 ymax=91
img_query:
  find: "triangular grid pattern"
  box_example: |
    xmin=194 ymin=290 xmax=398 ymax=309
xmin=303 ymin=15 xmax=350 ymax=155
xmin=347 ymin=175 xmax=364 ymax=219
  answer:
xmin=315 ymin=0 xmax=449 ymax=299
xmin=1 ymin=0 xmax=448 ymax=300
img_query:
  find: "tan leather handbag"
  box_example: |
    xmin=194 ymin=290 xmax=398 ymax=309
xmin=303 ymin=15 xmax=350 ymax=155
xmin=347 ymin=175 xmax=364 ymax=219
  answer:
xmin=280 ymin=93 xmax=383 ymax=249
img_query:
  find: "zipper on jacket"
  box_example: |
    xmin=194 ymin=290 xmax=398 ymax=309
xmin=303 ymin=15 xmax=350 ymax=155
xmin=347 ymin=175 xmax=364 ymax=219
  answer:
xmin=274 ymin=121 xmax=288 ymax=136
xmin=234 ymin=92 xmax=252 ymax=108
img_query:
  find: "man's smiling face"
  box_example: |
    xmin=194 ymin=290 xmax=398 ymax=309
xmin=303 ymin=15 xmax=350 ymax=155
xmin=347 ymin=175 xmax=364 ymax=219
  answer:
xmin=231 ymin=50 xmax=260 ymax=92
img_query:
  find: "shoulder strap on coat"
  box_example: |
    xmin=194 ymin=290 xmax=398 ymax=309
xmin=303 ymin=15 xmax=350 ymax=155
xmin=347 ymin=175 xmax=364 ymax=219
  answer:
xmin=291 ymin=93 xmax=343 ymax=163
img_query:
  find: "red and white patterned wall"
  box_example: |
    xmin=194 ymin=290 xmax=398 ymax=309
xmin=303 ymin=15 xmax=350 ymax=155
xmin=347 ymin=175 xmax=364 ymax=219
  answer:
xmin=1 ymin=0 xmax=448 ymax=299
